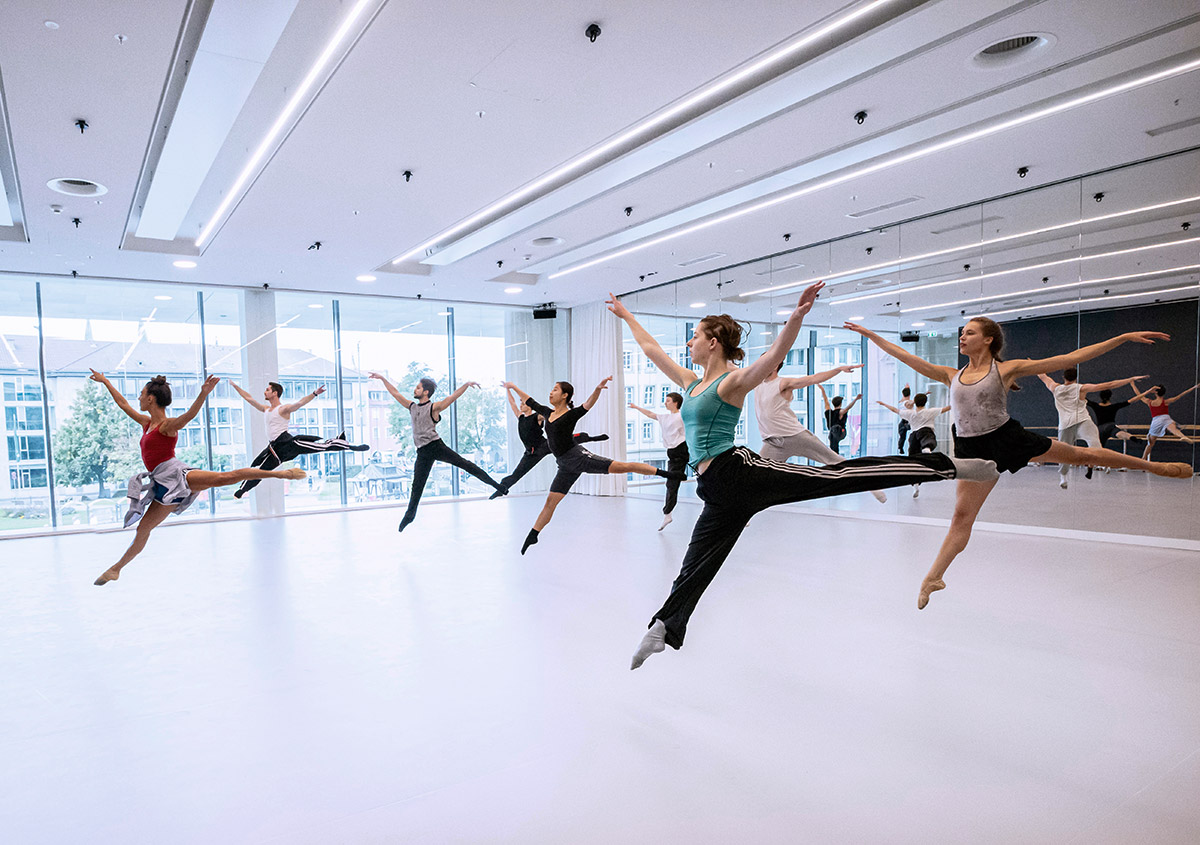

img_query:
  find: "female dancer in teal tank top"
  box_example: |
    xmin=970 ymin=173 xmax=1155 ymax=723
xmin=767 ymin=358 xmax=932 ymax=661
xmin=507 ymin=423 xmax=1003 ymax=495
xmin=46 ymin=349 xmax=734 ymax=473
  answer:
xmin=608 ymin=282 xmax=1001 ymax=669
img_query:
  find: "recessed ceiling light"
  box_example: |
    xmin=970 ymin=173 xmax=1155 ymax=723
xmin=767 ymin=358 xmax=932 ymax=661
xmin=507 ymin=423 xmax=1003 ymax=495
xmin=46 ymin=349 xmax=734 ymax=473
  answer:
xmin=504 ymin=287 xmax=523 ymax=294
xmin=551 ymin=56 xmax=1200 ymax=281
xmin=154 ymin=295 xmax=173 ymax=301
xmin=308 ymin=303 xmax=324 ymax=309
xmin=690 ymin=302 xmax=707 ymax=309
xmin=356 ymin=274 xmax=376 ymax=282
xmin=44 ymin=20 xmax=59 ymax=30
xmin=911 ymin=322 xmax=926 ymax=327
xmin=848 ymin=315 xmax=865 ymax=321
xmin=195 ymin=0 xmax=375 ymax=248
xmin=173 ymin=259 xmax=197 ymax=269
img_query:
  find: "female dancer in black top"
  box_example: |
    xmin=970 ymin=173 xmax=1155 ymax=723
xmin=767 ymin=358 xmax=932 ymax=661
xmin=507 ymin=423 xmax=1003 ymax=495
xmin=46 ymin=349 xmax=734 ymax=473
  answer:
xmin=506 ymin=378 xmax=683 ymax=553
xmin=1087 ymin=383 xmax=1153 ymax=456
xmin=846 ymin=317 xmax=1192 ymax=609
xmin=489 ymin=382 xmax=608 ymax=498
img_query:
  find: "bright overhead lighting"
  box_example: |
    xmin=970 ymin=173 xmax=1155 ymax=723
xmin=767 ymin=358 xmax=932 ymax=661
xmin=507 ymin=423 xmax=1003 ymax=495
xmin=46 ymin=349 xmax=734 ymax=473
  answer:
xmin=173 ymin=260 xmax=197 ymax=269
xmin=911 ymin=322 xmax=926 ymax=327
xmin=848 ymin=315 xmax=865 ymax=321
xmin=437 ymin=311 xmax=452 ymax=316
xmin=356 ymin=274 xmax=376 ymax=282
xmin=549 ymin=57 xmax=1200 ymax=281
xmin=690 ymin=302 xmax=707 ymax=308
xmin=834 ymin=236 xmax=1200 ymax=305
xmin=195 ymin=0 xmax=376 ymax=248
xmin=744 ymin=194 xmax=1200 ymax=299
xmin=760 ymin=330 xmax=773 ymax=335
xmin=154 ymin=295 xmax=173 ymax=301
xmin=392 ymin=0 xmax=904 ymax=266
xmin=389 ymin=320 xmax=422 ymax=332
xmin=980 ymin=283 xmax=1200 ymax=319
xmin=504 ymin=286 xmax=523 ymax=294
xmin=902 ymin=263 xmax=1200 ymax=314
xmin=308 ymin=303 xmax=324 ymax=309
xmin=776 ymin=308 xmax=791 ymax=315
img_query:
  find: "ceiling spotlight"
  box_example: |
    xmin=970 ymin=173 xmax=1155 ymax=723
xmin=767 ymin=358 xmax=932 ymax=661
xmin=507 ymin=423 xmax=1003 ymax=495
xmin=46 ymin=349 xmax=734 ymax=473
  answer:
xmin=173 ymin=259 xmax=197 ymax=269
xmin=154 ymin=295 xmax=173 ymax=301
xmin=690 ymin=301 xmax=707 ymax=308
xmin=402 ymin=170 xmax=412 ymax=182
xmin=854 ymin=110 xmax=867 ymax=125
xmin=624 ymin=206 xmax=633 ymax=217
xmin=783 ymin=233 xmax=791 ymax=242
xmin=504 ymin=286 xmax=523 ymax=294
xmin=356 ymin=274 xmax=376 ymax=282
xmin=1184 ymin=222 xmax=1192 ymax=231
xmin=1093 ymin=192 xmax=1105 ymax=202
xmin=74 ymin=118 xmax=88 ymax=134
xmin=114 ymin=34 xmax=127 ymax=45
xmin=585 ymin=23 xmax=601 ymax=42
xmin=1017 ymin=166 xmax=1029 ymax=178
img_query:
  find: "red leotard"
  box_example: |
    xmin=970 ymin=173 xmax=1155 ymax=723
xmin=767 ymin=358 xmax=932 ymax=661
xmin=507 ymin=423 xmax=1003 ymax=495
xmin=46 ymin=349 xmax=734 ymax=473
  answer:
xmin=140 ymin=424 xmax=177 ymax=471
xmin=1148 ymin=400 xmax=1170 ymax=418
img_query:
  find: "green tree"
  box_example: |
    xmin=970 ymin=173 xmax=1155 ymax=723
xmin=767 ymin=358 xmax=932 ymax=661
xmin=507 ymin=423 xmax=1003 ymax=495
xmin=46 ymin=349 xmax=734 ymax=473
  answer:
xmin=455 ymin=386 xmax=507 ymax=457
xmin=52 ymin=380 xmax=138 ymax=498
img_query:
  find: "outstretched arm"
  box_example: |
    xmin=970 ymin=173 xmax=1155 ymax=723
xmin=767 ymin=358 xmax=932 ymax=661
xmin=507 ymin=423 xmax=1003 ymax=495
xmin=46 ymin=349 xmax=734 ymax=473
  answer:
xmin=505 ymin=386 xmax=522 ymax=418
xmin=1128 ymin=384 xmax=1155 ymax=403
xmin=1004 ymin=332 xmax=1171 ymax=380
xmin=281 ymin=385 xmax=325 ymax=414
xmin=778 ymin=363 xmax=863 ymax=392
xmin=817 ymin=383 xmax=832 ymax=411
xmin=844 ymin=393 xmax=862 ymax=414
xmin=628 ymin=402 xmax=657 ymax=420
xmin=1036 ymin=373 xmax=1059 ymax=391
xmin=503 ymin=381 xmax=537 ymax=407
xmin=1167 ymin=381 xmax=1200 ymax=405
xmin=582 ymin=376 xmax=613 ymax=411
xmin=161 ymin=375 xmax=219 ymax=436
xmin=606 ymin=294 xmax=695 ymax=388
xmin=939 ymin=405 xmax=952 ymax=414
xmin=88 ymin=369 xmax=149 ymax=426
xmin=229 ymin=381 xmax=268 ymax=412
xmin=1079 ymin=376 xmax=1145 ymax=394
xmin=725 ymin=282 xmax=824 ymax=399
xmin=433 ymin=381 xmax=478 ymax=414
xmin=875 ymin=400 xmax=900 ymax=416
xmin=369 ymin=372 xmax=412 ymax=408
xmin=843 ymin=322 xmax=957 ymax=385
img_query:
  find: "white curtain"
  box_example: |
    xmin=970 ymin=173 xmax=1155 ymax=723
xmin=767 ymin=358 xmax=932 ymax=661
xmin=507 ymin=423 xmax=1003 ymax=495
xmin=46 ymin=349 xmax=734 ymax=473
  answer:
xmin=568 ymin=301 xmax=627 ymax=496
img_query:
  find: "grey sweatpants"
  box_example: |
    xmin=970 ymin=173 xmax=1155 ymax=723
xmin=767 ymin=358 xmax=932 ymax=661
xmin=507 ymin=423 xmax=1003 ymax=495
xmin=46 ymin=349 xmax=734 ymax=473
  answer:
xmin=758 ymin=429 xmax=843 ymax=465
xmin=1057 ymin=419 xmax=1100 ymax=478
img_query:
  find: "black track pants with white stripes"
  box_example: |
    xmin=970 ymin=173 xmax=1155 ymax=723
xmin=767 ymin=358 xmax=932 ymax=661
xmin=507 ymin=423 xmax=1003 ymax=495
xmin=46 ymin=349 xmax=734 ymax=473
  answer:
xmin=235 ymin=432 xmax=364 ymax=497
xmin=651 ymin=446 xmax=957 ymax=649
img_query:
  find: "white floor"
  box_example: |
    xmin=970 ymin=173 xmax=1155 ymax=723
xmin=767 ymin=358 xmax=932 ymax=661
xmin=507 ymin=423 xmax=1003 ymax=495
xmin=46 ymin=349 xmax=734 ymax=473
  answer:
xmin=2 ymin=495 xmax=1198 ymax=844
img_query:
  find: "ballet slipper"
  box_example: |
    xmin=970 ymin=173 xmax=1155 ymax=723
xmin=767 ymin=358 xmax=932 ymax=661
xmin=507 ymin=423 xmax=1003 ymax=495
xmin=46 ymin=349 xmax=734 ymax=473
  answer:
xmin=1153 ymin=462 xmax=1193 ymax=479
xmin=283 ymin=468 xmax=306 ymax=480
xmin=917 ymin=578 xmax=945 ymax=610
xmin=658 ymin=513 xmax=673 ymax=531
xmin=94 ymin=568 xmax=119 ymax=586
xmin=631 ymin=619 xmax=667 ymax=670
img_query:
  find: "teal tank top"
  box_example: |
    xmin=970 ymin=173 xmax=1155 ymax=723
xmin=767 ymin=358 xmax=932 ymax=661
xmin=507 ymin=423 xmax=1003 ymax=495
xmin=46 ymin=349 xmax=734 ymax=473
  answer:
xmin=680 ymin=372 xmax=742 ymax=468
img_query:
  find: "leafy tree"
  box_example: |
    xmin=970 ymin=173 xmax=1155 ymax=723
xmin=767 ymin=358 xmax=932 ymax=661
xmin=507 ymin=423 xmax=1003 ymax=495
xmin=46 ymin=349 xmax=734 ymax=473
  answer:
xmin=52 ymin=380 xmax=138 ymax=497
xmin=386 ymin=361 xmax=439 ymax=463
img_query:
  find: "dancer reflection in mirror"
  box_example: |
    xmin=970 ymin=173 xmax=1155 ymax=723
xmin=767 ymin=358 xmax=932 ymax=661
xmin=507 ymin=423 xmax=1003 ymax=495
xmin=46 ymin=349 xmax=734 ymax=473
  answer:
xmin=1138 ymin=382 xmax=1199 ymax=460
xmin=846 ymin=318 xmax=1192 ymax=609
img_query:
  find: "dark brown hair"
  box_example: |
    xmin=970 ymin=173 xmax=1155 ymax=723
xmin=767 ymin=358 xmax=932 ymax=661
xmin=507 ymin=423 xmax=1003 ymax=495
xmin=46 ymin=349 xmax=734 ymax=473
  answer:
xmin=967 ymin=317 xmax=1005 ymax=361
xmin=419 ymin=377 xmax=438 ymax=397
xmin=268 ymin=381 xmax=284 ymax=398
xmin=1064 ymin=367 xmax=1077 ymax=381
xmin=914 ymin=393 xmax=928 ymax=408
xmin=698 ymin=315 xmax=746 ymax=362
xmin=556 ymin=380 xmax=575 ymax=408
xmin=666 ymin=391 xmax=683 ymax=409
xmin=144 ymin=375 xmax=172 ymax=408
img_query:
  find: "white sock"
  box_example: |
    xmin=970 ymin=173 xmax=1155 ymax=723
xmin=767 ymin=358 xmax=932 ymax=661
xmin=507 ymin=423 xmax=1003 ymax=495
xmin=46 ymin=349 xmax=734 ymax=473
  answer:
xmin=658 ymin=513 xmax=673 ymax=531
xmin=631 ymin=619 xmax=667 ymax=670
xmin=870 ymin=489 xmax=887 ymax=503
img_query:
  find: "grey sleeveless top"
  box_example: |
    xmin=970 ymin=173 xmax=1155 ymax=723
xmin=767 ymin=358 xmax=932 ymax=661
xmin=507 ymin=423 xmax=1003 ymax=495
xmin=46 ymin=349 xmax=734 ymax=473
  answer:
xmin=950 ymin=360 xmax=1010 ymax=437
xmin=410 ymin=401 xmax=441 ymax=447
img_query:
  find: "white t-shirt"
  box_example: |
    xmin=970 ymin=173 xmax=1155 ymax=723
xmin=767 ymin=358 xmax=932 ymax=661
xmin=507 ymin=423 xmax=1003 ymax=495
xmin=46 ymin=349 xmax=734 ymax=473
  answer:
xmin=656 ymin=412 xmax=687 ymax=449
xmin=900 ymin=406 xmax=942 ymax=432
xmin=265 ymin=406 xmax=290 ymax=440
xmin=753 ymin=380 xmax=804 ymax=438
xmin=1053 ymin=383 xmax=1089 ymax=427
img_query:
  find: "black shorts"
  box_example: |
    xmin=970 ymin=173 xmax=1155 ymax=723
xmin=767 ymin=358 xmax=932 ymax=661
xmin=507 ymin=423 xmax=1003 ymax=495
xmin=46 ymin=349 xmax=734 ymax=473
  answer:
xmin=952 ymin=418 xmax=1052 ymax=474
xmin=549 ymin=445 xmax=613 ymax=494
xmin=907 ymin=427 xmax=938 ymax=456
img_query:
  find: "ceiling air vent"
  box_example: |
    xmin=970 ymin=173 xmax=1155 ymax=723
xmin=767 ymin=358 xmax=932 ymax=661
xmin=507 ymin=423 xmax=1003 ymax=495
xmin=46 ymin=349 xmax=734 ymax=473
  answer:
xmin=981 ymin=36 xmax=1039 ymax=55
xmin=754 ymin=263 xmax=803 ymax=275
xmin=47 ymin=177 xmax=107 ymax=197
xmin=846 ymin=196 xmax=922 ymax=219
xmin=530 ymin=236 xmax=564 ymax=247
xmin=676 ymin=252 xmax=726 ymax=268
xmin=971 ymin=33 xmax=1054 ymax=69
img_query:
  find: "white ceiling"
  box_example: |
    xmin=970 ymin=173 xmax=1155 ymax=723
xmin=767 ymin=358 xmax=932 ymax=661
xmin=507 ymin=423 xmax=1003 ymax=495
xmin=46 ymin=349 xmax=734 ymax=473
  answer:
xmin=0 ymin=0 xmax=1198 ymax=320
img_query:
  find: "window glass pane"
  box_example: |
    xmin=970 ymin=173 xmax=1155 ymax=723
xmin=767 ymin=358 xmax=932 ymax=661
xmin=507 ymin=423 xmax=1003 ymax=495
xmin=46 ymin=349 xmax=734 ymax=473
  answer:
xmin=0 ymin=281 xmax=51 ymax=533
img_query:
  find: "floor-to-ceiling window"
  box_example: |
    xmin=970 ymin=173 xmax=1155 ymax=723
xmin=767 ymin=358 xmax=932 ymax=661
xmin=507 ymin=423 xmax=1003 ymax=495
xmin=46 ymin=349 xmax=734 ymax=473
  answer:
xmin=0 ymin=280 xmax=50 ymax=533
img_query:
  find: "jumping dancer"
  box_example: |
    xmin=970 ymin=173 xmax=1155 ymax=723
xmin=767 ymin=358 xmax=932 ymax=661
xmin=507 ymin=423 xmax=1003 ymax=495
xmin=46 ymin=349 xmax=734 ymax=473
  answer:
xmin=506 ymin=378 xmax=685 ymax=554
xmin=1036 ymin=370 xmax=1143 ymax=488
xmin=1087 ymin=383 xmax=1155 ymax=467
xmin=490 ymin=382 xmax=609 ymax=498
xmin=1138 ymin=382 xmax=1199 ymax=460
xmin=89 ymin=371 xmax=305 ymax=585
xmin=897 ymin=385 xmax=914 ymax=453
xmin=877 ymin=393 xmax=951 ymax=498
xmin=229 ymin=381 xmax=369 ymax=498
xmin=818 ymin=384 xmax=861 ymax=454
xmin=369 ymin=372 xmax=505 ymax=531
xmin=753 ymin=362 xmax=887 ymax=503
xmin=609 ymin=284 xmax=999 ymax=670
xmin=845 ymin=317 xmax=1192 ymax=609
xmin=629 ymin=393 xmax=690 ymax=530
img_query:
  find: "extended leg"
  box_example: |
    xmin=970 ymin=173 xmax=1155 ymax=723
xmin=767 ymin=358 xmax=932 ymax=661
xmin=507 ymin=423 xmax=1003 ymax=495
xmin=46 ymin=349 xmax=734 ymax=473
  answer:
xmin=234 ymin=443 xmax=279 ymax=498
xmin=94 ymin=500 xmax=174 ymax=584
xmin=1038 ymin=438 xmax=1190 ymax=477
xmin=188 ymin=465 xmax=304 ymax=492
xmin=662 ymin=445 xmax=688 ymax=515
xmin=1167 ymin=422 xmax=1196 ymax=444
xmin=399 ymin=447 xmax=436 ymax=530
xmin=428 ymin=440 xmax=504 ymax=490
xmin=498 ymin=444 xmax=550 ymax=491
xmin=919 ymin=477 xmax=998 ymax=608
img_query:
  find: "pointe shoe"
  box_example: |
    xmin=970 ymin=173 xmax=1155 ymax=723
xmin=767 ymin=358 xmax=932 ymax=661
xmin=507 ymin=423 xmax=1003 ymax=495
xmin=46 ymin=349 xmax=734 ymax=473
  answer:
xmin=631 ymin=619 xmax=667 ymax=670
xmin=871 ymin=489 xmax=887 ymax=503
xmin=917 ymin=579 xmax=945 ymax=610
xmin=283 ymin=468 xmax=306 ymax=480
xmin=94 ymin=568 xmax=119 ymax=586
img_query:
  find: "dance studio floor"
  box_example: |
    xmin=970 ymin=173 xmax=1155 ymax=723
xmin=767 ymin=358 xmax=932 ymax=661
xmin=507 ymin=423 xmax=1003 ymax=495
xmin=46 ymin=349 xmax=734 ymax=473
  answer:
xmin=2 ymin=494 xmax=1198 ymax=844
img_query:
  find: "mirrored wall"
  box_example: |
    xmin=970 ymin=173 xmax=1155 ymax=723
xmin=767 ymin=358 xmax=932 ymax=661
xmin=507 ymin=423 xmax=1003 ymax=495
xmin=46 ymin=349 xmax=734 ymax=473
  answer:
xmin=620 ymin=148 xmax=1200 ymax=541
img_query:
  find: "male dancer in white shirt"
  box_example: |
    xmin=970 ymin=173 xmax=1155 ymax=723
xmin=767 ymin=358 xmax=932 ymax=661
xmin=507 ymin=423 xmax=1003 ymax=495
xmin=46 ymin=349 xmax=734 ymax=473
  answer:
xmin=628 ymin=392 xmax=689 ymax=530
xmin=1037 ymin=368 xmax=1143 ymax=488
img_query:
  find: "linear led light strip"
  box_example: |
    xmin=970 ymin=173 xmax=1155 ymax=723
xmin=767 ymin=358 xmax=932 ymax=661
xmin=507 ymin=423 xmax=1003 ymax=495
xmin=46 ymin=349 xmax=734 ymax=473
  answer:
xmin=0 ymin=332 xmax=22 ymax=367
xmin=979 ymin=282 xmax=1200 ymax=320
xmin=195 ymin=0 xmax=375 ymax=248
xmin=115 ymin=308 xmax=159 ymax=370
xmin=902 ymin=263 xmax=1200 ymax=313
xmin=549 ymin=56 xmax=1200 ymax=281
xmin=390 ymin=0 xmax=902 ymax=265
xmin=741 ymin=194 xmax=1200 ymax=298
xmin=832 ymin=236 xmax=1200 ymax=305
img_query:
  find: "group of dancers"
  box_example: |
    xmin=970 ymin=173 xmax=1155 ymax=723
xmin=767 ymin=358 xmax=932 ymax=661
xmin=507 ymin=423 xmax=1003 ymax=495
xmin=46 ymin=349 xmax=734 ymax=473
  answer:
xmin=89 ymin=282 xmax=1194 ymax=675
